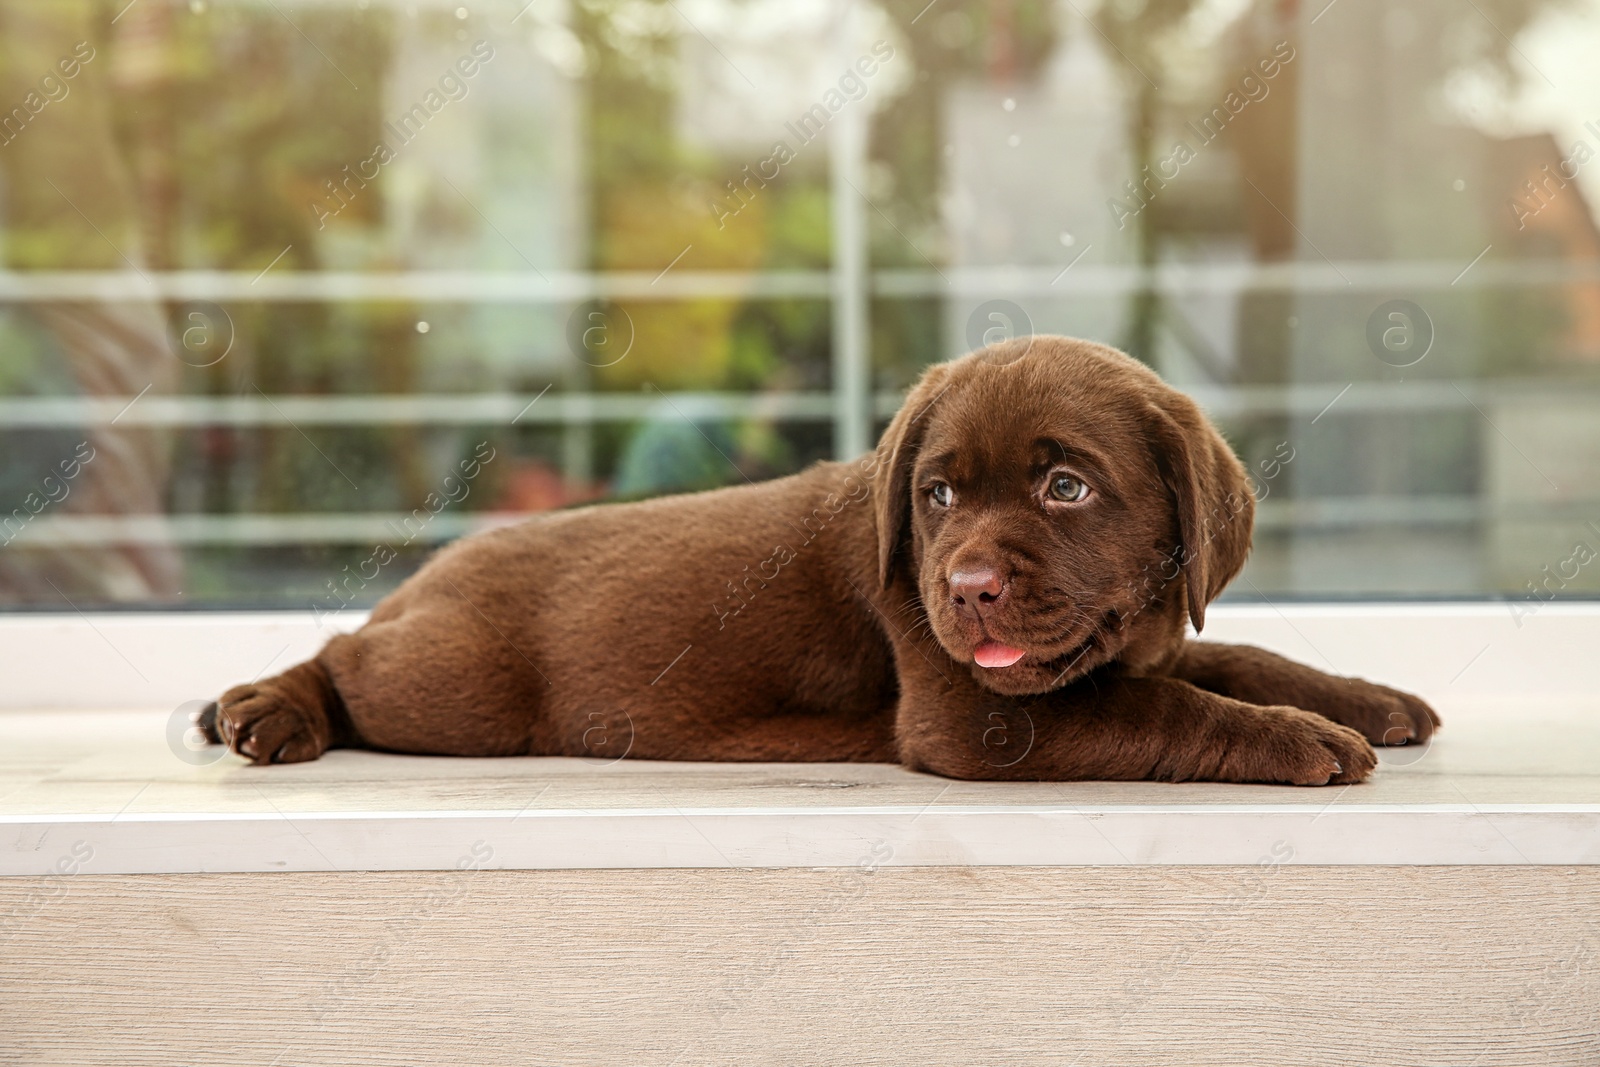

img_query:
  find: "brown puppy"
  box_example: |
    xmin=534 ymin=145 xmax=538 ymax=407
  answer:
xmin=209 ymin=336 xmax=1438 ymax=785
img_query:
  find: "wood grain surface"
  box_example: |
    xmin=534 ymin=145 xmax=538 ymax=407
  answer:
xmin=2 ymin=865 xmax=1597 ymax=1066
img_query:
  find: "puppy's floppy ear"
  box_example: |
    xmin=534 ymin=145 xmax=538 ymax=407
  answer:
xmin=1145 ymin=393 xmax=1254 ymax=633
xmin=874 ymin=362 xmax=954 ymax=589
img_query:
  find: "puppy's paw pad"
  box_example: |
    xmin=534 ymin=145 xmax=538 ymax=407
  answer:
xmin=214 ymin=685 xmax=327 ymax=765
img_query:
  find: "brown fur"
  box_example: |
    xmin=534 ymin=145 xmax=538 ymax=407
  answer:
xmin=209 ymin=336 xmax=1439 ymax=785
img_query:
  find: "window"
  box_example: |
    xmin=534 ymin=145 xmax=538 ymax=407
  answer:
xmin=1 ymin=0 xmax=1597 ymax=612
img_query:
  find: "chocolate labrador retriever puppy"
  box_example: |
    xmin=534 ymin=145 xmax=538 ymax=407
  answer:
xmin=209 ymin=335 xmax=1438 ymax=784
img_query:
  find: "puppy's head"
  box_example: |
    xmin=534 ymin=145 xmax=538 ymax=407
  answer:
xmin=873 ymin=336 xmax=1253 ymax=696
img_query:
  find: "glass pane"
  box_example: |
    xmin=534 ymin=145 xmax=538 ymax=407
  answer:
xmin=0 ymin=0 xmax=1596 ymax=610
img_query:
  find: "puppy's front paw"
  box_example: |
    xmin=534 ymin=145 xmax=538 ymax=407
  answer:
xmin=213 ymin=684 xmax=329 ymax=765
xmin=1212 ymin=707 xmax=1378 ymax=786
xmin=1319 ymin=678 xmax=1441 ymax=747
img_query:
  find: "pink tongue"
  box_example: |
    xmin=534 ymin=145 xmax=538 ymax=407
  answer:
xmin=974 ymin=641 xmax=1027 ymax=669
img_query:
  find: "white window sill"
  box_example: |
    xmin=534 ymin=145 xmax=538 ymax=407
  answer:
xmin=2 ymin=604 xmax=1597 ymax=874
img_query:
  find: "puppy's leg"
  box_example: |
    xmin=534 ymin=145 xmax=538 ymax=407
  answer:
xmin=1170 ymin=641 xmax=1440 ymax=746
xmin=318 ymin=603 xmax=546 ymax=757
xmin=896 ymin=671 xmax=1376 ymax=786
xmin=208 ymin=655 xmax=351 ymax=765
xmin=210 ymin=593 xmax=549 ymax=764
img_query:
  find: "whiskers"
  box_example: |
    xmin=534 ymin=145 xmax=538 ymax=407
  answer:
xmin=1028 ymin=603 xmax=1102 ymax=648
xmin=1039 ymin=606 xmax=1127 ymax=687
xmin=844 ymin=577 xmax=952 ymax=686
xmin=890 ymin=599 xmax=945 ymax=657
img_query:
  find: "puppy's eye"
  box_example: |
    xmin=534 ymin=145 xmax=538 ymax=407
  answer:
xmin=929 ymin=483 xmax=954 ymax=508
xmin=1047 ymin=474 xmax=1090 ymax=503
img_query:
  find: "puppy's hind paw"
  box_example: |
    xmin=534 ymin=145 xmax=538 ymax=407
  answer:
xmin=213 ymin=684 xmax=331 ymax=765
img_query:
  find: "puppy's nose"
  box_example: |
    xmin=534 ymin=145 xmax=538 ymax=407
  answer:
xmin=950 ymin=569 xmax=1007 ymax=618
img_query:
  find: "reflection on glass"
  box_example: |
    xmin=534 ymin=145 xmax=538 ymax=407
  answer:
xmin=0 ymin=0 xmax=1596 ymax=611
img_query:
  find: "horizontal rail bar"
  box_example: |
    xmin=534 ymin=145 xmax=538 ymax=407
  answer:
xmin=0 ymin=513 xmax=504 ymax=546
xmin=1 ymin=383 xmax=1595 ymax=428
xmin=0 ymin=259 xmax=1596 ymax=303
xmin=0 ymin=392 xmax=842 ymax=427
